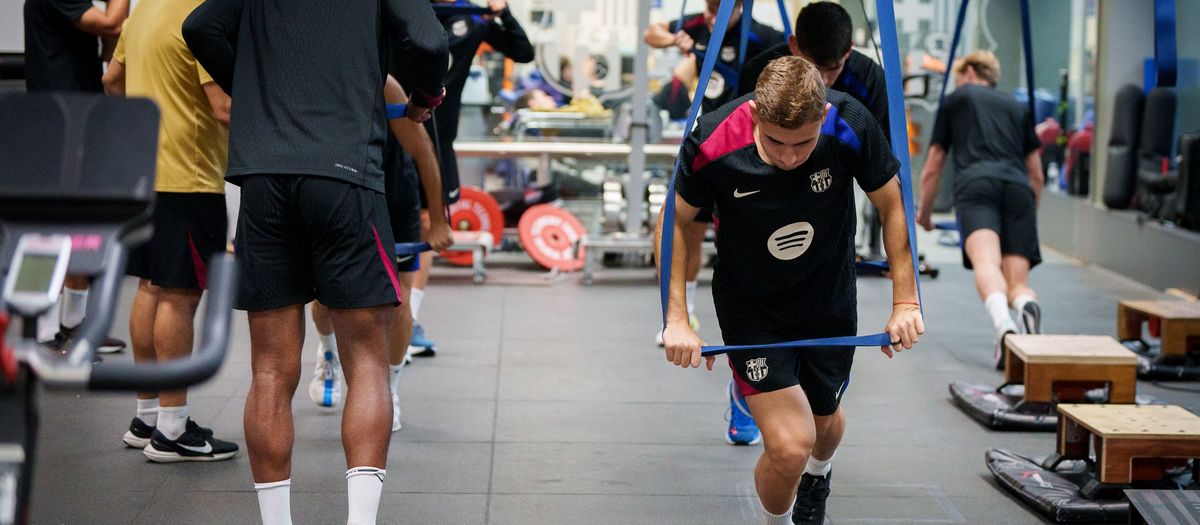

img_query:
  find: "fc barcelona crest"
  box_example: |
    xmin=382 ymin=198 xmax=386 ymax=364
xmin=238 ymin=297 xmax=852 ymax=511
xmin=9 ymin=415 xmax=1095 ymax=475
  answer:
xmin=810 ymin=169 xmax=832 ymax=193
xmin=746 ymin=358 xmax=769 ymax=382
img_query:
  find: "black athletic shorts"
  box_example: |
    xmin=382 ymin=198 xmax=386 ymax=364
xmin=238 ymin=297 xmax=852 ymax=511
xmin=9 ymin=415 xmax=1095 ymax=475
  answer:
xmin=234 ymin=175 xmax=401 ymax=311
xmin=955 ymin=177 xmax=1042 ymax=270
xmin=127 ymin=193 xmax=228 ymax=290
xmin=419 ymin=126 xmax=461 ymax=208
xmin=713 ymin=277 xmax=857 ymax=416
xmin=384 ymin=137 xmax=422 ymax=272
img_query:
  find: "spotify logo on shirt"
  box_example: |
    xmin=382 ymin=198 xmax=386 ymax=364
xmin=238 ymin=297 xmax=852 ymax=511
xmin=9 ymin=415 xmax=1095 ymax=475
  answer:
xmin=767 ymin=222 xmax=814 ymax=260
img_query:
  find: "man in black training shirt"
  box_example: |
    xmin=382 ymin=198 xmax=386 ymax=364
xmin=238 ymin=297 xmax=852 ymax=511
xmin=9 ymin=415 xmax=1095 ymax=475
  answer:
xmin=658 ymin=57 xmax=922 ymax=525
xmin=644 ymin=0 xmax=784 ymax=113
xmin=917 ymin=50 xmax=1044 ymax=370
xmin=741 ymin=1 xmax=891 ymax=264
xmin=24 ymin=0 xmax=131 ymax=355
xmin=407 ymin=0 xmax=534 ymax=358
xmin=182 ymin=1 xmax=448 ymax=523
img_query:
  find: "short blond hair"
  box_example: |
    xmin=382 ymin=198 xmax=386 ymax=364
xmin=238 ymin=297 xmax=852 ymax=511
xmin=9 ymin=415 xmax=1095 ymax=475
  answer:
xmin=955 ymin=50 xmax=1001 ymax=86
xmin=754 ymin=56 xmax=827 ymax=128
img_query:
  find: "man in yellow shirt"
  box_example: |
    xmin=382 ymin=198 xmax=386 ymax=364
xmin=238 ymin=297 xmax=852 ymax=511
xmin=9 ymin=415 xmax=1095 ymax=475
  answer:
xmin=102 ymin=0 xmax=238 ymax=463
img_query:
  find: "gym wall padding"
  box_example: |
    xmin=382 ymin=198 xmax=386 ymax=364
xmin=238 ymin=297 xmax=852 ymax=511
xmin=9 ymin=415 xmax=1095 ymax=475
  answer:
xmin=1102 ymin=85 xmax=1144 ymax=210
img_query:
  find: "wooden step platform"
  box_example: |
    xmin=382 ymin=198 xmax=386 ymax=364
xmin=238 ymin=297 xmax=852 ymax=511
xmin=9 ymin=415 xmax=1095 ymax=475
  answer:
xmin=1056 ymin=404 xmax=1200 ymax=484
xmin=1119 ymin=300 xmax=1200 ymax=357
xmin=1004 ymin=335 xmax=1139 ymax=404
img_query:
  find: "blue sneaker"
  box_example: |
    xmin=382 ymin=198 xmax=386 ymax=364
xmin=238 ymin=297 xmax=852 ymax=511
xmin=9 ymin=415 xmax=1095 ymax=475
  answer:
xmin=726 ymin=379 xmax=762 ymax=445
xmin=410 ymin=323 xmax=437 ymax=357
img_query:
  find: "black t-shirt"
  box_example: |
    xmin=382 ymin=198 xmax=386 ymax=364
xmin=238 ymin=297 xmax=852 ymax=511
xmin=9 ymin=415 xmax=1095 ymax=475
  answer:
xmin=434 ymin=8 xmax=533 ymax=144
xmin=671 ymin=13 xmax=784 ymax=113
xmin=23 ymin=0 xmax=102 ymax=92
xmin=740 ymin=46 xmax=890 ymax=142
xmin=931 ymin=84 xmax=1040 ymax=192
xmin=183 ymin=0 xmax=449 ymax=194
xmin=675 ymin=91 xmax=899 ymax=319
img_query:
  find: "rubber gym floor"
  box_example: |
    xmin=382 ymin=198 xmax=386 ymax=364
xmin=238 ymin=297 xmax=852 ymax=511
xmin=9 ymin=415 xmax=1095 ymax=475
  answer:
xmin=29 ymin=226 xmax=1200 ymax=524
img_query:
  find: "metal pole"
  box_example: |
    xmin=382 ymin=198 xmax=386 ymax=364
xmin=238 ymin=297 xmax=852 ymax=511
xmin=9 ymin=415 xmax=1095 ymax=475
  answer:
xmin=625 ymin=0 xmax=652 ymax=234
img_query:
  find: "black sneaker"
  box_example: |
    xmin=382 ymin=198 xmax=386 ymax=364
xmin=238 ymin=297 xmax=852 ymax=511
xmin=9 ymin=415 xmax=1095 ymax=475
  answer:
xmin=51 ymin=324 xmax=126 ymax=355
xmin=792 ymin=471 xmax=832 ymax=524
xmin=143 ymin=419 xmax=239 ymax=463
xmin=1019 ymin=301 xmax=1042 ymax=335
xmin=123 ymin=417 xmax=156 ymax=449
xmin=994 ymin=328 xmax=1016 ymax=370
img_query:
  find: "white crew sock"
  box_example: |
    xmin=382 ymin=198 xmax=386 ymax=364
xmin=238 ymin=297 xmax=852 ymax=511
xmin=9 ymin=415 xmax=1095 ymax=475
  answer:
xmin=1012 ymin=294 xmax=1036 ymax=314
xmin=136 ymin=398 xmax=159 ymax=426
xmin=805 ymin=452 xmax=834 ymax=477
xmin=346 ymin=467 xmax=386 ymax=525
xmin=409 ymin=288 xmax=425 ymax=322
xmin=762 ymin=502 xmax=793 ymax=525
xmin=389 ymin=363 xmax=404 ymax=394
xmin=157 ymin=405 xmax=189 ymax=441
xmin=61 ymin=287 xmax=88 ymax=329
xmin=255 ymin=479 xmax=293 ymax=525
xmin=317 ymin=331 xmax=338 ymax=359
xmin=984 ymin=293 xmax=1016 ymax=333
xmin=37 ymin=299 xmax=61 ymax=342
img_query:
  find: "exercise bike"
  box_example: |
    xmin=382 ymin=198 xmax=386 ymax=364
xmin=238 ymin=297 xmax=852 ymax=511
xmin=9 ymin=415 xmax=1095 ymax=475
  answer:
xmin=0 ymin=93 xmax=238 ymax=525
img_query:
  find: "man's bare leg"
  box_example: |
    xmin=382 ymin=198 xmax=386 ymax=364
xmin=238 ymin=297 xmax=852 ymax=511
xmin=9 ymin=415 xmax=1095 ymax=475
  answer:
xmin=745 ymin=386 xmax=817 ymax=519
xmin=245 ymin=305 xmax=306 ymax=482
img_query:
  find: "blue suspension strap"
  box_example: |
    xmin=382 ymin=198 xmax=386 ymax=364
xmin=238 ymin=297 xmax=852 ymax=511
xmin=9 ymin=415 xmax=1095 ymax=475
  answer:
xmin=1154 ymin=0 xmax=1177 ymax=87
xmin=1018 ymin=0 xmax=1036 ymax=120
xmin=937 ymin=0 xmax=970 ymax=106
xmin=658 ymin=0 xmax=923 ymax=357
xmin=776 ymin=0 xmax=791 ymax=39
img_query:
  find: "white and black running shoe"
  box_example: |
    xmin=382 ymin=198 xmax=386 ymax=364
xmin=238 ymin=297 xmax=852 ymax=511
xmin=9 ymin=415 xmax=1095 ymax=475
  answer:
xmin=1019 ymin=301 xmax=1042 ymax=335
xmin=143 ymin=419 xmax=239 ymax=463
xmin=123 ymin=417 xmax=155 ymax=449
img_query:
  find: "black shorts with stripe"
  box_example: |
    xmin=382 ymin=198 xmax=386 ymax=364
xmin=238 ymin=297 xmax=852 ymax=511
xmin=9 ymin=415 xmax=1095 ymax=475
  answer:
xmin=127 ymin=193 xmax=228 ymax=290
xmin=714 ymin=276 xmax=857 ymax=416
xmin=233 ymin=175 xmax=401 ymax=311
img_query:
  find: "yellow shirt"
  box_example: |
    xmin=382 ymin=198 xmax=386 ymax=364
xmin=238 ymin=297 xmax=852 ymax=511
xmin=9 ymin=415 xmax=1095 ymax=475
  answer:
xmin=113 ymin=0 xmax=227 ymax=194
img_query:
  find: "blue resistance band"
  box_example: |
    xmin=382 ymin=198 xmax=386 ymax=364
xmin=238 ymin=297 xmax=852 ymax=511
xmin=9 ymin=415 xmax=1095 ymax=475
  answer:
xmin=386 ymin=103 xmax=407 ymax=120
xmin=659 ymin=0 xmax=923 ymax=357
xmin=1154 ymin=0 xmax=1177 ymax=87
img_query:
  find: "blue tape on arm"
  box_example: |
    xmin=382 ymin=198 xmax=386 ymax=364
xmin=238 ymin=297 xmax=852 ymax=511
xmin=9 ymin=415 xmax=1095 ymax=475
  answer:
xmin=386 ymin=104 xmax=408 ymax=120
xmin=432 ymin=3 xmax=492 ymax=16
xmin=395 ymin=242 xmax=432 ymax=255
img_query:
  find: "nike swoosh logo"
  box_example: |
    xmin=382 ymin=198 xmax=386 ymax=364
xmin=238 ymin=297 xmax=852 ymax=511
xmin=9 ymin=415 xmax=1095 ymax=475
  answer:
xmin=448 ymin=189 xmax=460 ymax=198
xmin=179 ymin=442 xmax=213 ymax=454
xmin=733 ymin=189 xmax=760 ymax=198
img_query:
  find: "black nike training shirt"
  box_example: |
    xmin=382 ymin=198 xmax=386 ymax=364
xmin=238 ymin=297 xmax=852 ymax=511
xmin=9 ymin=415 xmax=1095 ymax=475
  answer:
xmin=183 ymin=0 xmax=449 ymax=193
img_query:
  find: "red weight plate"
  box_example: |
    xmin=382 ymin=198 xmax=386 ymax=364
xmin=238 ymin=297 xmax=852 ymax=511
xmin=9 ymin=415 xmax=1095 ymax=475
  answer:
xmin=518 ymin=204 xmax=587 ymax=272
xmin=440 ymin=186 xmax=503 ymax=267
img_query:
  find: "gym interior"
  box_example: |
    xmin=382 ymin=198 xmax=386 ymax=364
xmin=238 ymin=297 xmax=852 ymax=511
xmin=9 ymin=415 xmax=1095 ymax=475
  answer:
xmin=2 ymin=0 xmax=1199 ymax=523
